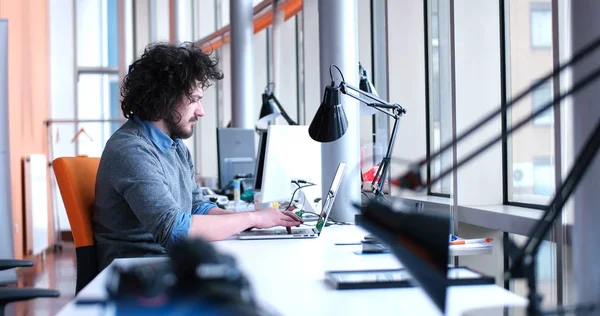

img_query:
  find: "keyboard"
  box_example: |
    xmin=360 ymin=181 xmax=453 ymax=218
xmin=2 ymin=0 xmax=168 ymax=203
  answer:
xmin=253 ymin=228 xmax=315 ymax=235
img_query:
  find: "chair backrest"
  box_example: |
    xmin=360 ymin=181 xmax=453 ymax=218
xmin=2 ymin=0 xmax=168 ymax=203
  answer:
xmin=52 ymin=157 xmax=100 ymax=248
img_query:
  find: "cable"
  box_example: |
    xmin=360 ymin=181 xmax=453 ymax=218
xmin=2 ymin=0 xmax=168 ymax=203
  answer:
xmin=361 ymin=191 xmax=372 ymax=201
xmin=328 ymin=64 xmax=346 ymax=85
xmin=285 ymin=183 xmax=316 ymax=212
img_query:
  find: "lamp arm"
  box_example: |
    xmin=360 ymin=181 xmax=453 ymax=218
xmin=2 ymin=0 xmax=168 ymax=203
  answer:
xmin=341 ymin=82 xmax=405 ymax=114
xmin=502 ymin=118 xmax=600 ymax=316
xmin=510 ymin=119 xmax=600 ymax=277
xmin=271 ymin=94 xmax=298 ymax=125
xmin=405 ymin=34 xmax=600 ymax=179
xmin=371 ymin=112 xmax=403 ymax=198
xmin=401 ymin=65 xmax=600 ymax=191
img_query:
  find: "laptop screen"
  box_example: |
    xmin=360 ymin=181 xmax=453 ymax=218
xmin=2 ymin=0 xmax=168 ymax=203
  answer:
xmin=315 ymin=162 xmax=346 ymax=233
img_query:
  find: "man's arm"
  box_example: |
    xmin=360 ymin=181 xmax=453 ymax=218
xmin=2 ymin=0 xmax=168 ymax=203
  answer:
xmin=192 ymin=201 xmax=231 ymax=215
xmin=189 ymin=208 xmax=303 ymax=241
xmin=189 ymin=212 xmax=255 ymax=241
xmin=207 ymin=207 xmax=233 ymax=215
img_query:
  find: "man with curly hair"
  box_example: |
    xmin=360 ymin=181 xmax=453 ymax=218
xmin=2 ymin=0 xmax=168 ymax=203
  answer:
xmin=93 ymin=42 xmax=302 ymax=270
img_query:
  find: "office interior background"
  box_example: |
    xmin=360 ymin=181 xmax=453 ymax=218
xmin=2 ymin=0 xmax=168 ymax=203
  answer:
xmin=1 ymin=0 xmax=599 ymax=313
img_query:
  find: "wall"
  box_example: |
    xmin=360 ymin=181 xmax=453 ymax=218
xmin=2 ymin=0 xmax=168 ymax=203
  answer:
xmin=0 ymin=19 xmax=16 ymax=284
xmin=0 ymin=0 xmax=52 ymax=259
xmin=387 ymin=0 xmax=427 ymax=182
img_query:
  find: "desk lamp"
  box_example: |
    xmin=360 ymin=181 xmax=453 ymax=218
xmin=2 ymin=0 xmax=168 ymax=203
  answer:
xmin=358 ymin=62 xmax=378 ymax=116
xmin=256 ymin=83 xmax=297 ymax=132
xmin=360 ymin=35 xmax=600 ymax=315
xmin=308 ymin=65 xmax=407 ymax=199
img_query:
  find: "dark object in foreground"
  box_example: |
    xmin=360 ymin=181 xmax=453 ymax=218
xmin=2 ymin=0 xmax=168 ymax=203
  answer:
xmin=107 ymin=239 xmax=271 ymax=316
xmin=355 ymin=199 xmax=450 ymax=313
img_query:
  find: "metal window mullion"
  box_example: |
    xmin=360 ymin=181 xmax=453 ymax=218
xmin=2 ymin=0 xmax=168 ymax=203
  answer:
xmin=449 ymin=0 xmax=459 ymax=245
xmin=499 ymin=0 xmax=510 ymax=291
xmin=72 ymin=0 xmax=80 ymax=155
xmin=551 ymin=0 xmax=564 ymax=306
xmin=215 ymin=0 xmax=223 ymax=128
xmin=149 ymin=0 xmax=157 ymax=42
xmin=424 ymin=0 xmax=432 ymax=196
xmin=372 ymin=0 xmax=390 ymax=191
xmin=118 ymin=0 xmax=126 ymax=81
xmin=296 ymin=13 xmax=304 ymax=125
xmin=77 ymin=67 xmax=120 ymax=75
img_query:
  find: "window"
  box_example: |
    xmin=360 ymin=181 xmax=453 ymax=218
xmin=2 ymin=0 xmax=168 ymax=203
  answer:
xmin=75 ymin=0 xmax=123 ymax=155
xmin=531 ymin=80 xmax=553 ymax=125
xmin=533 ymin=156 xmax=554 ymax=196
xmin=509 ymin=233 xmax=558 ymax=309
xmin=530 ymin=3 xmax=552 ymax=48
xmin=506 ymin=0 xmax=555 ymax=205
xmin=427 ymin=0 xmax=452 ymax=196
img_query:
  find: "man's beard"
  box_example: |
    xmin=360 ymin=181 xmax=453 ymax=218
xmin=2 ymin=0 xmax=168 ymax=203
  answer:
xmin=165 ymin=114 xmax=196 ymax=139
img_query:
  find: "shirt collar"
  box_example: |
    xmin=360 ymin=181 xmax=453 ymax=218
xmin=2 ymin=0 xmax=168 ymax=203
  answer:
xmin=132 ymin=116 xmax=181 ymax=154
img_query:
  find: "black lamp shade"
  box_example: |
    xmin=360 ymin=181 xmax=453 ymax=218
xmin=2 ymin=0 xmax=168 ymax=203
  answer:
xmin=308 ymin=84 xmax=348 ymax=142
xmin=257 ymin=92 xmax=281 ymax=128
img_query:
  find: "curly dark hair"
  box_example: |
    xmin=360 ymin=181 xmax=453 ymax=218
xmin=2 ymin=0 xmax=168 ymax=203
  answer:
xmin=120 ymin=42 xmax=223 ymax=122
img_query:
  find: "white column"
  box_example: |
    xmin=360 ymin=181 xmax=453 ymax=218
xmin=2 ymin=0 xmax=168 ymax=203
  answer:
xmin=230 ymin=0 xmax=254 ymax=129
xmin=0 ymin=19 xmax=16 ymax=284
xmin=571 ymin=0 xmax=600 ymax=304
xmin=318 ymin=0 xmax=360 ymax=222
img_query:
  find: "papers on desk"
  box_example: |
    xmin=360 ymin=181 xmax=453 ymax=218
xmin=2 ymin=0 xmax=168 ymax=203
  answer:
xmin=447 ymin=235 xmax=493 ymax=256
xmin=449 ymin=242 xmax=493 ymax=250
xmin=449 ymin=235 xmax=493 ymax=250
xmin=449 ymin=241 xmax=493 ymax=257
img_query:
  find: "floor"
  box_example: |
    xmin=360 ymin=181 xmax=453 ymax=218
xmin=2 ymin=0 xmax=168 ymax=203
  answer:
xmin=5 ymin=243 xmax=76 ymax=316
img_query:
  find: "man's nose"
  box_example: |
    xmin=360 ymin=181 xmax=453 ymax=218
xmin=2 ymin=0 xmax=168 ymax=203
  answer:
xmin=195 ymin=103 xmax=205 ymax=117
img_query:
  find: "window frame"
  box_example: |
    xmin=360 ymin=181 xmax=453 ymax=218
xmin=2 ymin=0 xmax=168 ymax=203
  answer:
xmin=502 ymin=0 xmax=557 ymax=210
xmin=425 ymin=0 xmax=452 ymax=198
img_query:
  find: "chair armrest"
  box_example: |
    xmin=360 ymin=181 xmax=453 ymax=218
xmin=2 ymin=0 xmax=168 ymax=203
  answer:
xmin=0 ymin=260 xmax=34 ymax=271
xmin=0 ymin=288 xmax=60 ymax=306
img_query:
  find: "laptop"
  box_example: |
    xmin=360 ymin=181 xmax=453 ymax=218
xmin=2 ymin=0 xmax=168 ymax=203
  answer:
xmin=238 ymin=162 xmax=346 ymax=240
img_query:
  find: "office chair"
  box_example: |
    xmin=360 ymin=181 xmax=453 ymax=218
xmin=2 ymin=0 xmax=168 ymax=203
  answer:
xmin=52 ymin=156 xmax=100 ymax=294
xmin=0 ymin=259 xmax=60 ymax=316
xmin=0 ymin=260 xmax=33 ymax=277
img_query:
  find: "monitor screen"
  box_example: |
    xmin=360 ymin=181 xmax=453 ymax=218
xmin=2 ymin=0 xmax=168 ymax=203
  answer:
xmin=260 ymin=125 xmax=322 ymax=203
xmin=216 ymin=128 xmax=256 ymax=189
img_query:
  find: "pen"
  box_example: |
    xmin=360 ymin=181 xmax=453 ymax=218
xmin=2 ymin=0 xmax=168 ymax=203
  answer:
xmin=450 ymin=238 xmax=492 ymax=245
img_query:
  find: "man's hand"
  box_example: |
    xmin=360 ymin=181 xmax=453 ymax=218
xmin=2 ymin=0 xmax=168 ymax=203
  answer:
xmin=252 ymin=208 xmax=303 ymax=229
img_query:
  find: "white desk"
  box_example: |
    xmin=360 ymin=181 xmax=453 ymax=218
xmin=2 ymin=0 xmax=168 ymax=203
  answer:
xmin=57 ymin=226 xmax=525 ymax=316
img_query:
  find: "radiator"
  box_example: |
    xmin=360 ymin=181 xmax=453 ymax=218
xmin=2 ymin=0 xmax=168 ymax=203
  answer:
xmin=24 ymin=154 xmax=49 ymax=256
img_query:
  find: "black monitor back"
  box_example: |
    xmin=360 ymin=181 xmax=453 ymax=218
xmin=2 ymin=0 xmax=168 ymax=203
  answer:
xmin=253 ymin=131 xmax=268 ymax=191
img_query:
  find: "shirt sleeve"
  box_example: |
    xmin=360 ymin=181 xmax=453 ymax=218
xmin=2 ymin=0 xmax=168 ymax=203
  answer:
xmin=166 ymin=212 xmax=192 ymax=251
xmin=108 ymin=142 xmax=184 ymax=247
xmin=192 ymin=201 xmax=218 ymax=215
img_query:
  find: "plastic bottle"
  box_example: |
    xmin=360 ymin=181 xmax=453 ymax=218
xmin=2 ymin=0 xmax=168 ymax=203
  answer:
xmin=233 ymin=179 xmax=241 ymax=207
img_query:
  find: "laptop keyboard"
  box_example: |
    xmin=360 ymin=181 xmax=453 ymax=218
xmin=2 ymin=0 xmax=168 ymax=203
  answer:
xmin=257 ymin=228 xmax=315 ymax=235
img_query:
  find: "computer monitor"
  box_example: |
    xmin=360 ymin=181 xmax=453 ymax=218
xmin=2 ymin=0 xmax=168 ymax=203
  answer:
xmin=259 ymin=125 xmax=321 ymax=203
xmin=253 ymin=131 xmax=268 ymax=191
xmin=216 ymin=128 xmax=255 ymax=189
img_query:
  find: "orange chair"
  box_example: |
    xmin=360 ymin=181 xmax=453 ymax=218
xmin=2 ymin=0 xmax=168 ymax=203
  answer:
xmin=52 ymin=156 xmax=101 ymax=293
